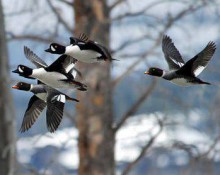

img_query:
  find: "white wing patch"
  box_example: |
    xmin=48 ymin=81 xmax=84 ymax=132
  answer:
xmin=71 ymin=69 xmax=77 ymax=79
xmin=65 ymin=63 xmax=75 ymax=73
xmin=194 ymin=66 xmax=205 ymax=77
xmin=169 ymin=56 xmax=184 ymax=68
xmin=179 ymin=62 xmax=184 ymax=67
xmin=51 ymin=94 xmax=66 ymax=103
xmin=78 ymin=42 xmax=85 ymax=45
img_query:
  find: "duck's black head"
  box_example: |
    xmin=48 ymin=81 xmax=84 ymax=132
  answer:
xmin=45 ymin=43 xmax=65 ymax=54
xmin=12 ymin=82 xmax=31 ymax=91
xmin=12 ymin=65 xmax=33 ymax=78
xmin=145 ymin=67 xmax=164 ymax=77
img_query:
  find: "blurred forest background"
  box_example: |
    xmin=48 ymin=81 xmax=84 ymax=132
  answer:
xmin=1 ymin=0 xmax=220 ymax=175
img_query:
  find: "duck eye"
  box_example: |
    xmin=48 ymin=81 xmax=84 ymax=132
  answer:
xmin=55 ymin=45 xmax=57 ymax=48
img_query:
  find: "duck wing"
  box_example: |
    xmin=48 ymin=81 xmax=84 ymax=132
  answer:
xmin=46 ymin=55 xmax=79 ymax=79
xmin=69 ymin=33 xmax=89 ymax=44
xmin=20 ymin=95 xmax=46 ymax=132
xmin=24 ymin=46 xmax=48 ymax=68
xmin=190 ymin=41 xmax=216 ymax=76
xmin=162 ymin=35 xmax=185 ymax=70
xmin=60 ymin=55 xmax=82 ymax=78
xmin=178 ymin=42 xmax=216 ymax=77
xmin=46 ymin=89 xmax=65 ymax=132
xmin=70 ymin=34 xmax=112 ymax=60
xmin=82 ymin=40 xmax=112 ymax=60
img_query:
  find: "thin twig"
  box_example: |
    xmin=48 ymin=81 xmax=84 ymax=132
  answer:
xmin=109 ymin=0 xmax=126 ymax=10
xmin=46 ymin=0 xmax=73 ymax=33
xmin=7 ymin=33 xmax=57 ymax=43
xmin=56 ymin=0 xmax=73 ymax=6
xmin=111 ymin=33 xmax=154 ymax=54
xmin=113 ymin=79 xmax=157 ymax=132
xmin=112 ymin=37 xmax=161 ymax=87
xmin=121 ymin=117 xmax=164 ymax=175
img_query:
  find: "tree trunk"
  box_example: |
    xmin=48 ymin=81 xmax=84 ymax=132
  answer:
xmin=73 ymin=1 xmax=115 ymax=175
xmin=0 ymin=0 xmax=16 ymax=174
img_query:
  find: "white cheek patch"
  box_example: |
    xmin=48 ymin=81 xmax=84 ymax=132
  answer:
xmin=18 ymin=67 xmax=24 ymax=73
xmin=51 ymin=46 xmax=56 ymax=52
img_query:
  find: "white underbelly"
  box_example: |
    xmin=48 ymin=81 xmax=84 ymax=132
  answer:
xmin=36 ymin=93 xmax=47 ymax=102
xmin=171 ymin=78 xmax=192 ymax=86
xmin=66 ymin=45 xmax=101 ymax=63
xmin=32 ymin=69 xmax=71 ymax=88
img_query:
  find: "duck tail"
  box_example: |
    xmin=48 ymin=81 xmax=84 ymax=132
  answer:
xmin=111 ymin=58 xmax=119 ymax=61
xmin=66 ymin=96 xmax=79 ymax=102
xmin=200 ymin=81 xmax=211 ymax=85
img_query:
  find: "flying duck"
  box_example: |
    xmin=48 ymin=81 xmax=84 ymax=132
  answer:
xmin=23 ymin=46 xmax=82 ymax=78
xmin=12 ymin=48 xmax=87 ymax=91
xmin=45 ymin=33 xmax=116 ymax=63
xmin=144 ymin=35 xmax=216 ymax=86
xmin=12 ymin=82 xmax=79 ymax=132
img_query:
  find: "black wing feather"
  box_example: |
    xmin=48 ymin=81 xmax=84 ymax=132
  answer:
xmin=46 ymin=93 xmax=65 ymax=132
xmin=24 ymin=46 xmax=48 ymax=68
xmin=20 ymin=95 xmax=46 ymax=132
xmin=177 ymin=42 xmax=216 ymax=77
xmin=162 ymin=35 xmax=185 ymax=70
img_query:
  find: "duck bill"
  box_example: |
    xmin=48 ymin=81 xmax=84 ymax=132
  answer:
xmin=12 ymin=85 xmax=19 ymax=89
xmin=45 ymin=48 xmax=51 ymax=52
xmin=12 ymin=69 xmax=19 ymax=73
xmin=144 ymin=71 xmax=149 ymax=75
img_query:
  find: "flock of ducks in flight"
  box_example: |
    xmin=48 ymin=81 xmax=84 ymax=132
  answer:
xmin=12 ymin=34 xmax=216 ymax=132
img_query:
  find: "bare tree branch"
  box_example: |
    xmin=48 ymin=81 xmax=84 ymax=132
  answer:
xmin=112 ymin=37 xmax=161 ymax=87
xmin=111 ymin=33 xmax=154 ymax=54
xmin=121 ymin=117 xmax=164 ymax=175
xmin=109 ymin=0 xmax=126 ymax=10
xmin=7 ymin=33 xmax=56 ymax=43
xmin=112 ymin=8 xmax=147 ymax=21
xmin=6 ymin=9 xmax=33 ymax=16
xmin=114 ymin=79 xmax=157 ymax=132
xmin=172 ymin=141 xmax=200 ymax=158
xmin=56 ymin=0 xmax=73 ymax=6
xmin=46 ymin=0 xmax=73 ymax=33
xmin=199 ymin=135 xmax=220 ymax=159
xmin=111 ymin=0 xmax=188 ymax=21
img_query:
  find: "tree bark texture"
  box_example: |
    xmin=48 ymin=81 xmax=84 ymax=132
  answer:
xmin=73 ymin=1 xmax=115 ymax=175
xmin=0 ymin=0 xmax=16 ymax=174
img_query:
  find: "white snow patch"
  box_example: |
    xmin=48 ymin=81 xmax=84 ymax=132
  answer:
xmin=17 ymin=110 xmax=218 ymax=170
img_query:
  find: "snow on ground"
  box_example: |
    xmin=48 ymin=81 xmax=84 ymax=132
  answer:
xmin=17 ymin=110 xmax=216 ymax=170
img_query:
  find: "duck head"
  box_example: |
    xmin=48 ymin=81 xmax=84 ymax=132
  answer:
xmin=12 ymin=65 xmax=34 ymax=79
xmin=12 ymin=82 xmax=31 ymax=91
xmin=145 ymin=67 xmax=164 ymax=77
xmin=45 ymin=43 xmax=65 ymax=54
